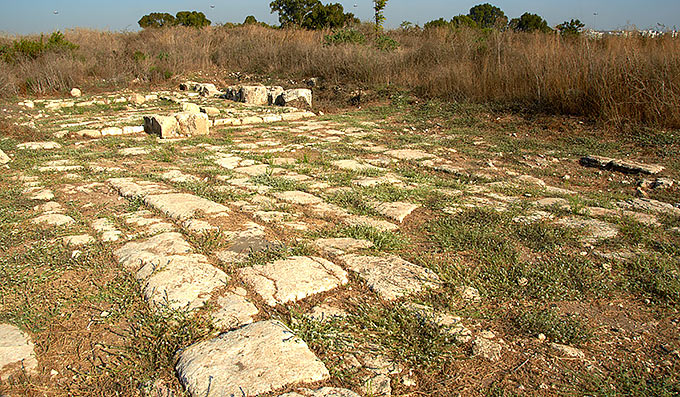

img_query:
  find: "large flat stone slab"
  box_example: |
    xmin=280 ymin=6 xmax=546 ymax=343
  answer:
xmin=555 ymin=217 xmax=619 ymax=243
xmin=212 ymin=288 xmax=259 ymax=330
xmin=238 ymin=256 xmax=348 ymax=306
xmin=0 ymin=324 xmax=38 ymax=381
xmin=176 ymin=320 xmax=330 ymax=397
xmin=385 ymin=149 xmax=435 ymax=161
xmin=313 ymin=238 xmax=374 ymax=256
xmin=109 ymin=178 xmax=174 ymax=197
xmin=372 ymin=201 xmax=420 ymax=223
xmin=114 ymin=233 xmax=228 ymax=310
xmin=340 ymin=254 xmax=440 ymax=301
xmin=279 ymin=388 xmax=361 ymax=397
xmin=144 ymin=193 xmax=230 ymax=221
xmin=332 ymin=159 xmax=384 ymax=172
xmin=274 ymin=191 xmax=324 ymax=205
xmin=580 ymin=155 xmax=665 ymax=175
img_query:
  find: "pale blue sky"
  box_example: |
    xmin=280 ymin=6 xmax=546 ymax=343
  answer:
xmin=1 ymin=0 xmax=678 ymax=35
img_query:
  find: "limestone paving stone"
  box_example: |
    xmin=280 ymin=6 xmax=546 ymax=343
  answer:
xmin=0 ymin=149 xmax=11 ymax=164
xmin=340 ymin=254 xmax=440 ymax=301
xmin=144 ymin=193 xmax=230 ymax=221
xmin=555 ymin=217 xmax=619 ymax=243
xmin=275 ymin=190 xmax=324 ymax=205
xmin=618 ymin=198 xmax=680 ymax=217
xmin=238 ymin=256 xmax=348 ymax=306
xmin=372 ymin=201 xmax=420 ymax=223
xmin=114 ymin=232 xmax=228 ymax=311
xmin=176 ymin=320 xmax=330 ymax=397
xmin=211 ymin=288 xmax=259 ymax=330
xmin=109 ymin=178 xmax=174 ymax=197
xmin=32 ymin=213 xmax=75 ymax=226
xmin=17 ymin=141 xmax=62 ymax=150
xmin=62 ymin=234 xmax=96 ymax=246
xmin=385 ymin=149 xmax=435 ymax=161
xmin=0 ymin=324 xmax=38 ymax=381
xmin=313 ymin=238 xmax=374 ymax=256
xmin=279 ymin=388 xmax=361 ymax=397
xmin=332 ymin=159 xmax=385 ymax=172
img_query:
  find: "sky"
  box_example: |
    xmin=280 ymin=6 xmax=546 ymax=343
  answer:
xmin=0 ymin=0 xmax=678 ymax=35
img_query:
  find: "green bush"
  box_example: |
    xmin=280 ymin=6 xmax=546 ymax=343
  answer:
xmin=0 ymin=32 xmax=78 ymax=63
xmin=375 ymin=35 xmax=399 ymax=51
xmin=324 ymin=29 xmax=366 ymax=46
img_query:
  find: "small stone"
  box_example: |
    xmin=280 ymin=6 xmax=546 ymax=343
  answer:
xmin=32 ymin=214 xmax=75 ymax=226
xmin=62 ymin=234 xmax=95 ymax=246
xmin=0 ymin=149 xmax=11 ymax=164
xmin=473 ymin=337 xmax=502 ymax=361
xmin=70 ymin=88 xmax=82 ymax=97
xmin=361 ymin=374 xmax=391 ymax=396
xmin=550 ymin=343 xmax=585 ymax=359
xmin=459 ymin=286 xmax=481 ymax=302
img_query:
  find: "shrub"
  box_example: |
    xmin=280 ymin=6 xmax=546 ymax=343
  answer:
xmin=375 ymin=35 xmax=399 ymax=51
xmin=324 ymin=29 xmax=366 ymax=45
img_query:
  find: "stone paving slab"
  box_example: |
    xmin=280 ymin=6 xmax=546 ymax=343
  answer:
xmin=340 ymin=254 xmax=440 ymax=301
xmin=279 ymin=387 xmax=361 ymax=397
xmin=144 ymin=193 xmax=230 ymax=221
xmin=0 ymin=324 xmax=38 ymax=381
xmin=176 ymin=320 xmax=330 ymax=397
xmin=238 ymin=256 xmax=348 ymax=306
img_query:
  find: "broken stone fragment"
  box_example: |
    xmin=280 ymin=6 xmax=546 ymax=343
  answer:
xmin=473 ymin=336 xmax=502 ymax=361
xmin=276 ymin=88 xmax=313 ymax=109
xmin=129 ymin=93 xmax=146 ymax=105
xmin=175 ymin=112 xmax=209 ymax=136
xmin=239 ymin=85 xmax=269 ymax=105
xmin=580 ymin=155 xmax=664 ymax=175
xmin=144 ymin=115 xmax=179 ymax=138
xmin=0 ymin=149 xmax=10 ymax=165
xmin=181 ymin=102 xmax=201 ymax=114
xmin=70 ymin=88 xmax=81 ymax=97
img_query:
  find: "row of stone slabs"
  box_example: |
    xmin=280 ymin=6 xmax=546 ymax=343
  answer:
xmin=106 ymin=177 xmax=437 ymax=396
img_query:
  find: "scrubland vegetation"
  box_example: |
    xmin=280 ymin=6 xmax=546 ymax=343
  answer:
xmin=1 ymin=22 xmax=679 ymax=128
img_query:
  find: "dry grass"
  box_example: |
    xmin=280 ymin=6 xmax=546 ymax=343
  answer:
xmin=2 ymin=25 xmax=680 ymax=127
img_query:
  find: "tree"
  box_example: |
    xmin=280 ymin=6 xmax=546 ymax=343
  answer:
xmin=302 ymin=3 xmax=357 ymax=30
xmin=175 ymin=11 xmax=211 ymax=28
xmin=244 ymin=15 xmax=258 ymax=25
xmin=469 ymin=3 xmax=507 ymax=29
xmin=423 ymin=18 xmax=449 ymax=30
xmin=373 ymin=0 xmax=388 ymax=33
xmin=557 ymin=19 xmax=585 ymax=36
xmin=450 ymin=14 xmax=477 ymax=29
xmin=138 ymin=12 xmax=177 ymax=28
xmin=510 ymin=12 xmax=551 ymax=33
xmin=270 ymin=0 xmax=319 ymax=27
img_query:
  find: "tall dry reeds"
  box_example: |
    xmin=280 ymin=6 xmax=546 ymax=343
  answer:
xmin=1 ymin=25 xmax=679 ymax=127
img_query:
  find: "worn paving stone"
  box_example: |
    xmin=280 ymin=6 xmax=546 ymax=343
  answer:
xmin=587 ymin=206 xmax=660 ymax=226
xmin=556 ymin=216 xmax=619 ymax=243
xmin=0 ymin=324 xmax=38 ymax=381
xmin=274 ymin=190 xmax=324 ymax=205
xmin=32 ymin=213 xmax=75 ymax=226
xmin=618 ymin=198 xmax=680 ymax=217
xmin=62 ymin=234 xmax=96 ymax=246
xmin=385 ymin=149 xmax=435 ymax=161
xmin=160 ymin=170 xmax=200 ymax=184
xmin=313 ymin=238 xmax=374 ymax=256
xmin=372 ymin=201 xmax=420 ymax=223
xmin=144 ymin=193 xmax=230 ymax=221
xmin=115 ymin=232 xmax=228 ymax=310
xmin=0 ymin=149 xmax=11 ymax=164
xmin=344 ymin=215 xmax=399 ymax=232
xmin=91 ymin=218 xmax=122 ymax=242
xmin=211 ymin=287 xmax=259 ymax=330
xmin=176 ymin=320 xmax=330 ymax=397
xmin=109 ymin=178 xmax=174 ymax=197
xmin=17 ymin=141 xmax=61 ymax=150
xmin=238 ymin=256 xmax=348 ymax=306
xmin=279 ymin=387 xmax=361 ymax=397
xmin=340 ymin=254 xmax=440 ymax=301
xmin=332 ymin=159 xmax=385 ymax=172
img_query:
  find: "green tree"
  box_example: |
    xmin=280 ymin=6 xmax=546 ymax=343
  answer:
xmin=450 ymin=14 xmax=477 ymax=29
xmin=302 ymin=3 xmax=357 ymax=29
xmin=510 ymin=12 xmax=551 ymax=33
xmin=138 ymin=12 xmax=177 ymax=28
xmin=468 ymin=3 xmax=507 ymax=29
xmin=557 ymin=19 xmax=585 ymax=36
xmin=423 ymin=18 xmax=449 ymax=30
xmin=373 ymin=0 xmax=388 ymax=33
xmin=243 ymin=15 xmax=258 ymax=25
xmin=175 ymin=11 xmax=211 ymax=28
xmin=270 ymin=0 xmax=319 ymax=27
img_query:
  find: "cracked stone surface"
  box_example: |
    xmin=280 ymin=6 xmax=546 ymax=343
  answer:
xmin=279 ymin=387 xmax=361 ymax=397
xmin=17 ymin=141 xmax=61 ymax=150
xmin=313 ymin=238 xmax=374 ymax=256
xmin=340 ymin=254 xmax=440 ymax=301
xmin=114 ymin=233 xmax=228 ymax=310
xmin=274 ymin=190 xmax=323 ymax=205
xmin=176 ymin=320 xmax=330 ymax=397
xmin=332 ymin=159 xmax=385 ymax=172
xmin=238 ymin=256 xmax=348 ymax=306
xmin=372 ymin=201 xmax=420 ymax=223
xmin=211 ymin=288 xmax=259 ymax=330
xmin=556 ymin=217 xmax=619 ymax=243
xmin=144 ymin=193 xmax=230 ymax=221
xmin=0 ymin=324 xmax=38 ymax=381
xmin=32 ymin=213 xmax=75 ymax=226
xmin=109 ymin=178 xmax=174 ymax=197
xmin=385 ymin=149 xmax=435 ymax=161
